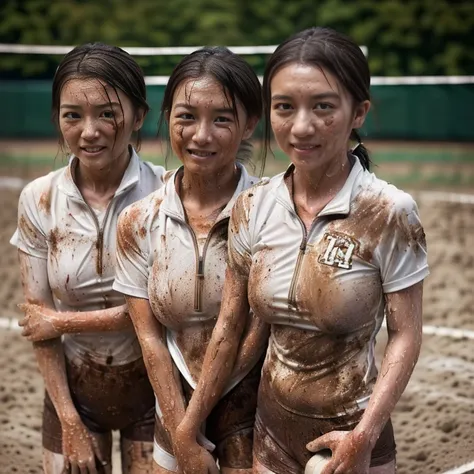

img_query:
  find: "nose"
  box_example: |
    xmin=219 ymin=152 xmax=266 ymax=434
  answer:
xmin=81 ymin=117 xmax=100 ymax=140
xmin=192 ymin=120 xmax=212 ymax=145
xmin=291 ymin=110 xmax=315 ymax=138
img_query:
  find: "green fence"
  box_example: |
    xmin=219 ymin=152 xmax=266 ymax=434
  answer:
xmin=1 ymin=81 xmax=473 ymax=141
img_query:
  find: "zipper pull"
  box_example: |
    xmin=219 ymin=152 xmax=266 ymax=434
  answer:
xmin=197 ymin=256 xmax=204 ymax=278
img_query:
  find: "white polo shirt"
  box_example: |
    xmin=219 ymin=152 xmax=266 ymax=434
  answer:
xmin=113 ymin=163 xmax=263 ymax=391
xmin=11 ymin=149 xmax=166 ymax=366
xmin=228 ymin=156 xmax=429 ymax=418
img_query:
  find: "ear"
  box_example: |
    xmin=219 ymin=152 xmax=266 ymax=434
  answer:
xmin=352 ymin=100 xmax=371 ymax=130
xmin=242 ymin=115 xmax=260 ymax=140
xmin=133 ymin=108 xmax=147 ymax=132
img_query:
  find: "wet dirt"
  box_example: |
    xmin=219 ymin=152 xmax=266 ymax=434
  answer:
xmin=0 ymin=185 xmax=473 ymax=473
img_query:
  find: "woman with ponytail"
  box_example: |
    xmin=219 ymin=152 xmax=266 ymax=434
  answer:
xmin=175 ymin=27 xmax=429 ymax=474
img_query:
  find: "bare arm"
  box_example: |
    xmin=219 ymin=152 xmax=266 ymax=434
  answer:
xmin=18 ymin=250 xmax=79 ymax=424
xmin=125 ymin=296 xmax=187 ymax=439
xmin=308 ymin=282 xmax=423 ymax=472
xmin=19 ymin=302 xmax=133 ymax=342
xmin=177 ymin=266 xmax=261 ymax=440
xmin=355 ymin=281 xmax=423 ymax=444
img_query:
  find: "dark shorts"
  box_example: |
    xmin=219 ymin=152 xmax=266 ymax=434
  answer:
xmin=254 ymin=375 xmax=396 ymax=473
xmin=154 ymin=357 xmax=264 ymax=469
xmin=43 ymin=355 xmax=155 ymax=454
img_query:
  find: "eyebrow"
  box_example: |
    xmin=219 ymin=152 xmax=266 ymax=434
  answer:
xmin=60 ymin=102 xmax=121 ymax=109
xmin=174 ymin=102 xmax=235 ymax=113
xmin=271 ymin=92 xmax=340 ymax=101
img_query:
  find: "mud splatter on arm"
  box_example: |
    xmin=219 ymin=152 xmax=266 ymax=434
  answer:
xmin=126 ymin=296 xmax=187 ymax=439
xmin=353 ymin=281 xmax=423 ymax=447
xmin=17 ymin=250 xmax=79 ymax=425
xmin=176 ymin=194 xmax=256 ymax=441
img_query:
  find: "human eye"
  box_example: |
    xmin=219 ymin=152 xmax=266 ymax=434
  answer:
xmin=315 ymin=103 xmax=334 ymax=111
xmin=215 ymin=116 xmax=232 ymax=123
xmin=177 ymin=113 xmax=194 ymax=120
xmin=101 ymin=110 xmax=115 ymax=119
xmin=62 ymin=111 xmax=80 ymax=119
xmin=274 ymin=103 xmax=292 ymax=111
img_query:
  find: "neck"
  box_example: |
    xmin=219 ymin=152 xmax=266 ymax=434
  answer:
xmin=292 ymin=153 xmax=350 ymax=203
xmin=75 ymin=147 xmax=131 ymax=196
xmin=179 ymin=163 xmax=240 ymax=209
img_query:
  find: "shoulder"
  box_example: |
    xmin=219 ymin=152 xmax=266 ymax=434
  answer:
xmin=235 ymin=176 xmax=273 ymax=208
xmin=353 ymin=170 xmax=419 ymax=219
xmin=19 ymin=167 xmax=66 ymax=213
xmin=119 ymin=187 xmax=165 ymax=230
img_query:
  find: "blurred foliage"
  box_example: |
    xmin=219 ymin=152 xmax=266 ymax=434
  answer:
xmin=1 ymin=0 xmax=473 ymax=78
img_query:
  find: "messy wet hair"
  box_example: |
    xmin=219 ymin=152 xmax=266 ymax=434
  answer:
xmin=158 ymin=46 xmax=263 ymax=172
xmin=263 ymin=27 xmax=372 ymax=170
xmin=52 ymin=42 xmax=149 ymax=153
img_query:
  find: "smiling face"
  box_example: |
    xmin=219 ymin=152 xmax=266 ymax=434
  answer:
xmin=270 ymin=63 xmax=370 ymax=174
xmin=59 ymin=77 xmax=144 ymax=172
xmin=168 ymin=75 xmax=256 ymax=176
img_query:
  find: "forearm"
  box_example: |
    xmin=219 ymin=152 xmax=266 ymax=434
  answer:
xmin=232 ymin=315 xmax=269 ymax=376
xmin=356 ymin=327 xmax=421 ymax=446
xmin=180 ymin=325 xmax=241 ymax=438
xmin=140 ymin=335 xmax=187 ymax=436
xmin=55 ymin=304 xmax=132 ymax=334
xmin=33 ymin=338 xmax=79 ymax=424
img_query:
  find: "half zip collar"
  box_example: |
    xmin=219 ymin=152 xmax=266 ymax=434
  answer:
xmin=160 ymin=162 xmax=256 ymax=224
xmin=57 ymin=146 xmax=142 ymax=202
xmin=274 ymin=155 xmax=364 ymax=217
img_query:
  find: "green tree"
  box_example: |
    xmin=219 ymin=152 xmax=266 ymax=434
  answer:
xmin=0 ymin=0 xmax=473 ymax=77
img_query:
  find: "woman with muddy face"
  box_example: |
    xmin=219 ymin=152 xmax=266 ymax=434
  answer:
xmin=174 ymin=27 xmax=430 ymax=474
xmin=11 ymin=43 xmax=167 ymax=473
xmin=113 ymin=47 xmax=266 ymax=474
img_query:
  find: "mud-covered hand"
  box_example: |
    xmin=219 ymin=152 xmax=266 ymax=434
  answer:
xmin=173 ymin=431 xmax=218 ymax=474
xmin=306 ymin=430 xmax=372 ymax=474
xmin=61 ymin=416 xmax=108 ymax=474
xmin=18 ymin=303 xmax=62 ymax=341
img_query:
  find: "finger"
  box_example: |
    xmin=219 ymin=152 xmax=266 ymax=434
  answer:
xmin=306 ymin=431 xmax=345 ymax=453
xmin=90 ymin=435 xmax=106 ymax=465
xmin=208 ymin=458 xmax=220 ymax=474
xmin=70 ymin=462 xmax=79 ymax=474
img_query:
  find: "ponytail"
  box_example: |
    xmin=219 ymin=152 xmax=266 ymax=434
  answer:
xmin=350 ymin=129 xmax=371 ymax=171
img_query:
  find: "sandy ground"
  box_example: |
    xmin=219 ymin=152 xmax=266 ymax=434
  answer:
xmin=0 ymin=161 xmax=473 ymax=473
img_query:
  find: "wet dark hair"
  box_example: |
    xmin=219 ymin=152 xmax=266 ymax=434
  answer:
xmin=263 ymin=27 xmax=371 ymax=170
xmin=158 ymin=46 xmax=262 ymax=171
xmin=52 ymin=42 xmax=149 ymax=152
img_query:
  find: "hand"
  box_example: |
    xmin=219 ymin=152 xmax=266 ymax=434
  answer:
xmin=306 ymin=429 xmax=372 ymax=474
xmin=61 ymin=416 xmax=108 ymax=474
xmin=174 ymin=427 xmax=219 ymax=474
xmin=18 ymin=303 xmax=62 ymax=341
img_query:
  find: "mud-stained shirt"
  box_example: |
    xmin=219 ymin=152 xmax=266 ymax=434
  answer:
xmin=228 ymin=157 xmax=429 ymax=418
xmin=113 ymin=163 xmax=262 ymax=391
xmin=10 ymin=149 xmax=166 ymax=365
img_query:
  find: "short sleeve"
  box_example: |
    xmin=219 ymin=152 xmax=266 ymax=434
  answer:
xmin=10 ymin=184 xmax=48 ymax=259
xmin=113 ymin=203 xmax=150 ymax=299
xmin=228 ymin=191 xmax=253 ymax=277
xmin=377 ymin=193 xmax=429 ymax=293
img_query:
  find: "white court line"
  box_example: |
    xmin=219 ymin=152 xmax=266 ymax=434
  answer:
xmin=442 ymin=461 xmax=474 ymax=474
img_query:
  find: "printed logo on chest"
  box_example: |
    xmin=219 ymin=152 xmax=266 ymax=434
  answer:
xmin=318 ymin=232 xmax=360 ymax=270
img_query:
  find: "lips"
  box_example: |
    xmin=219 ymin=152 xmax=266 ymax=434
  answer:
xmin=187 ymin=149 xmax=216 ymax=158
xmin=292 ymin=144 xmax=320 ymax=151
xmin=80 ymin=146 xmax=106 ymax=155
